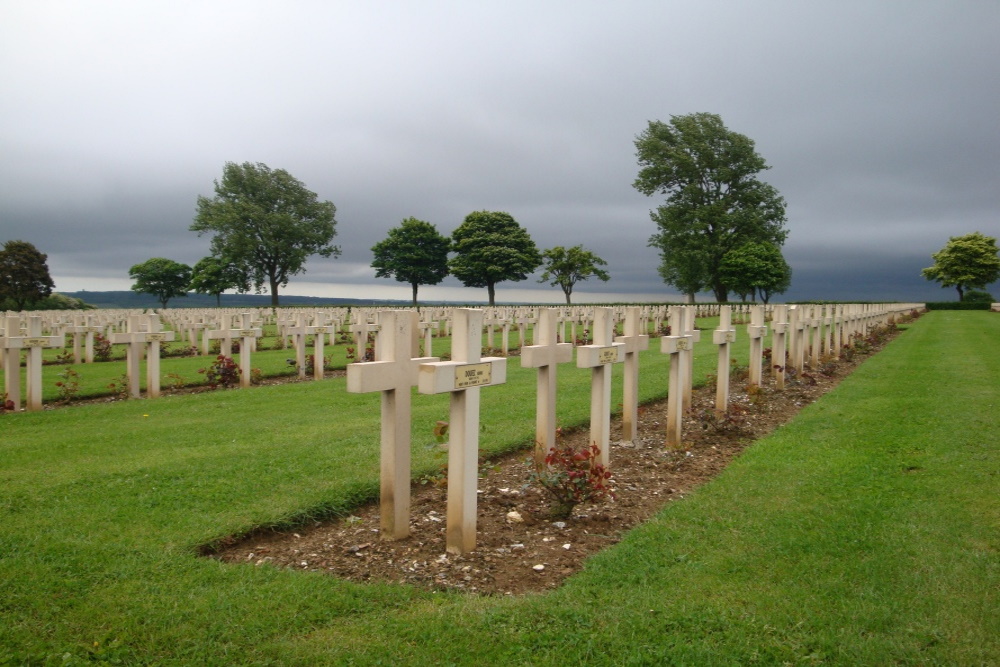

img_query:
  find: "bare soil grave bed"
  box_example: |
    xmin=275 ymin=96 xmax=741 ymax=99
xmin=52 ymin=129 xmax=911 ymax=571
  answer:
xmin=211 ymin=331 xmax=898 ymax=596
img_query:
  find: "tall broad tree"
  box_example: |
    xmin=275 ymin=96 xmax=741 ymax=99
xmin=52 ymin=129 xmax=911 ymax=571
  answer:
xmin=538 ymin=245 xmax=610 ymax=304
xmin=718 ymin=241 xmax=791 ymax=304
xmin=188 ymin=256 xmax=248 ymax=307
xmin=0 ymin=240 xmax=55 ymax=310
xmin=449 ymin=211 xmax=542 ymax=306
xmin=921 ymin=231 xmax=1000 ymax=301
xmin=634 ymin=112 xmax=788 ymax=302
xmin=371 ymin=217 xmax=451 ymax=306
xmin=191 ymin=162 xmax=339 ymax=306
xmin=128 ymin=258 xmax=192 ymax=309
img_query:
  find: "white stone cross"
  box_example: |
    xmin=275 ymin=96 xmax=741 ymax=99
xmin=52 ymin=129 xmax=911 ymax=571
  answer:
xmin=515 ymin=310 xmax=536 ymax=349
xmin=110 ymin=315 xmax=149 ymax=398
xmin=770 ymin=305 xmax=789 ymax=390
xmin=64 ymin=316 xmax=103 ymax=364
xmin=520 ymin=308 xmax=574 ymax=467
xmin=234 ymin=313 xmax=262 ymax=388
xmin=681 ymin=306 xmax=701 ymax=410
xmin=418 ymin=309 xmax=507 ymax=555
xmin=615 ymin=306 xmax=649 ymax=443
xmin=660 ymin=306 xmax=692 ymax=449
xmin=787 ymin=305 xmax=805 ymax=373
xmin=575 ymin=307 xmax=625 ymax=468
xmin=713 ymin=305 xmax=737 ymax=417
xmin=206 ymin=315 xmax=236 ymax=358
xmin=142 ymin=314 xmax=176 ymax=398
xmin=347 ymin=310 xmax=438 ymax=540
xmin=748 ymin=306 xmax=767 ymax=387
xmin=1 ymin=315 xmax=64 ymax=411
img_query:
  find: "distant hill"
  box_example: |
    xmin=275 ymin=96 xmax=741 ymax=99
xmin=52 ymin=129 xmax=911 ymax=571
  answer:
xmin=62 ymin=291 xmax=417 ymax=310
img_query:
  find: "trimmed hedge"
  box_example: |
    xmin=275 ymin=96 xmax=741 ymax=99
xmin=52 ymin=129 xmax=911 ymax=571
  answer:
xmin=925 ymin=301 xmax=991 ymax=310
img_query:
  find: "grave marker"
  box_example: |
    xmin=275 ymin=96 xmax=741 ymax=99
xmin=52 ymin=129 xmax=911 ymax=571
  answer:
xmin=713 ymin=305 xmax=737 ymax=416
xmin=418 ymin=309 xmax=507 ymax=555
xmin=660 ymin=306 xmax=691 ymax=449
xmin=575 ymin=307 xmax=625 ymax=467
xmin=615 ymin=306 xmax=649 ymax=443
xmin=1 ymin=315 xmax=64 ymax=411
xmin=234 ymin=313 xmax=262 ymax=388
xmin=748 ymin=306 xmax=767 ymax=387
xmin=520 ymin=308 xmax=574 ymax=467
xmin=347 ymin=311 xmax=437 ymax=539
xmin=770 ymin=305 xmax=789 ymax=390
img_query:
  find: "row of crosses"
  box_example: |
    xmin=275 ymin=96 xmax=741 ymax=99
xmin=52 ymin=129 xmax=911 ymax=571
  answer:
xmin=347 ymin=307 xmax=652 ymax=555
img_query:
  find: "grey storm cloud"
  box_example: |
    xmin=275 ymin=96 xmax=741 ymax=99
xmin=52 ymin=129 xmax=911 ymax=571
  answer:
xmin=2 ymin=1 xmax=998 ymax=303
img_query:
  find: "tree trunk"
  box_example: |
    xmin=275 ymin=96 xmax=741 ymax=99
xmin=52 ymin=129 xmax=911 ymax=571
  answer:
xmin=269 ymin=276 xmax=281 ymax=306
xmin=712 ymin=283 xmax=729 ymax=302
xmin=487 ymin=282 xmax=496 ymax=306
xmin=564 ymin=287 xmax=572 ymax=305
xmin=686 ymin=292 xmax=696 ymax=304
xmin=957 ymin=285 xmax=965 ymax=301
xmin=411 ymin=282 xmax=419 ymax=307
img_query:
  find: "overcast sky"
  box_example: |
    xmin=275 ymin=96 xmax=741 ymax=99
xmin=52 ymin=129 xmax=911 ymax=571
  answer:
xmin=2 ymin=1 xmax=998 ymax=305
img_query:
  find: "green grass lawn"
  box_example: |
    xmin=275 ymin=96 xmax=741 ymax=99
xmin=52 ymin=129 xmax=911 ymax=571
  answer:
xmin=1 ymin=311 xmax=996 ymax=665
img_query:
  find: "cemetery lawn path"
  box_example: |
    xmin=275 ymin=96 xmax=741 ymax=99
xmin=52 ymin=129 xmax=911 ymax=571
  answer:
xmin=1 ymin=311 xmax=997 ymax=665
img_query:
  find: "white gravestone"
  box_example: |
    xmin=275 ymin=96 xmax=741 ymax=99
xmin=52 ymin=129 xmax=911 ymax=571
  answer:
xmin=713 ymin=305 xmax=737 ymax=417
xmin=418 ymin=309 xmax=507 ymax=555
xmin=660 ymin=306 xmax=691 ymax=449
xmin=1 ymin=315 xmax=64 ymax=412
xmin=234 ymin=313 xmax=262 ymax=388
xmin=770 ymin=305 xmax=789 ymax=390
xmin=679 ymin=306 xmax=701 ymax=411
xmin=748 ymin=306 xmax=767 ymax=387
xmin=615 ymin=306 xmax=650 ymax=443
xmin=520 ymin=308 xmax=574 ymax=467
xmin=110 ymin=315 xmax=148 ymax=398
xmin=347 ymin=311 xmax=438 ymax=540
xmin=575 ymin=307 xmax=625 ymax=468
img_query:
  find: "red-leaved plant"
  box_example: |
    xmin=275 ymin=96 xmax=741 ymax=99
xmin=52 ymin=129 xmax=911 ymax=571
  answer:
xmin=530 ymin=444 xmax=615 ymax=519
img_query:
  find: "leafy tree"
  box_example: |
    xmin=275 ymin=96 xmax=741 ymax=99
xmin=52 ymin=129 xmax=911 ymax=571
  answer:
xmin=634 ymin=112 xmax=789 ymax=302
xmin=371 ymin=217 xmax=451 ymax=305
xmin=718 ymin=241 xmax=792 ymax=304
xmin=191 ymin=161 xmax=339 ymax=306
xmin=656 ymin=233 xmax=709 ymax=304
xmin=0 ymin=240 xmax=55 ymax=310
xmin=538 ymin=245 xmax=611 ymax=304
xmin=921 ymin=231 xmax=1000 ymax=301
xmin=188 ymin=256 xmax=247 ymax=307
xmin=449 ymin=211 xmax=542 ymax=306
xmin=128 ymin=258 xmax=192 ymax=309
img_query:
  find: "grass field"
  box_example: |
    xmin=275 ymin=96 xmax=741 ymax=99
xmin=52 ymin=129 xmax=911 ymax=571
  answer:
xmin=1 ymin=311 xmax=997 ymax=665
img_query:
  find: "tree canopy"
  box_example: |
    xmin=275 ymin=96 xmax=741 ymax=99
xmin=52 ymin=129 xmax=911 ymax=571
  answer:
xmin=718 ymin=241 xmax=791 ymax=304
xmin=921 ymin=231 xmax=1000 ymax=301
xmin=449 ymin=211 xmax=542 ymax=306
xmin=128 ymin=258 xmax=192 ymax=309
xmin=191 ymin=162 xmax=339 ymax=306
xmin=634 ymin=112 xmax=788 ymax=302
xmin=371 ymin=217 xmax=451 ymax=305
xmin=0 ymin=240 xmax=55 ymax=310
xmin=538 ymin=245 xmax=610 ymax=304
xmin=188 ymin=256 xmax=247 ymax=307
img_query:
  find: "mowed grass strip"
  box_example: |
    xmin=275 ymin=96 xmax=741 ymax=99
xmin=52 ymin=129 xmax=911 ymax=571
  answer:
xmin=3 ymin=312 xmax=995 ymax=664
